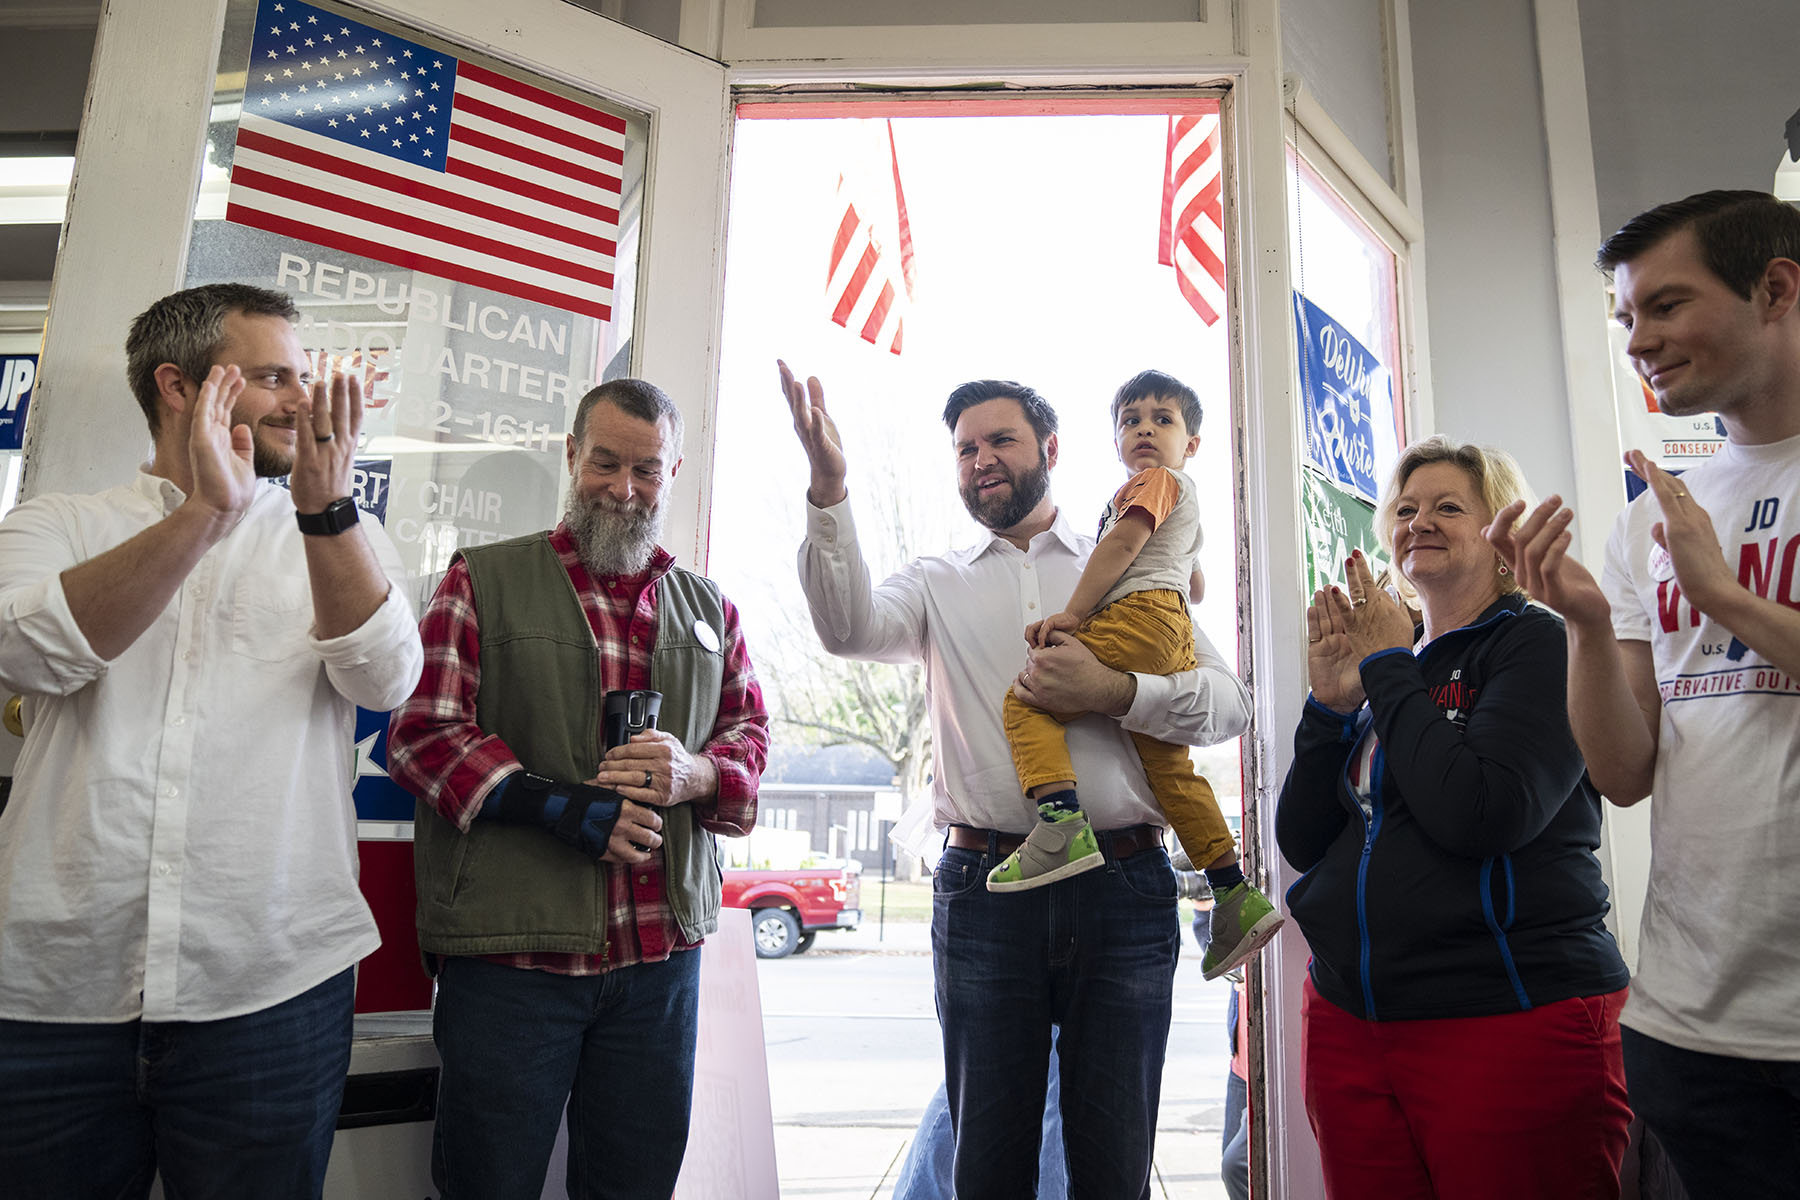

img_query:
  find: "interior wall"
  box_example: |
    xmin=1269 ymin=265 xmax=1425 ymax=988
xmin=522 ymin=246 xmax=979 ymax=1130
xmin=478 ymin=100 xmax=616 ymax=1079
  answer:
xmin=1280 ymin=0 xmax=1393 ymax=185
xmin=1408 ymin=0 xmax=1577 ymax=504
xmin=1579 ymin=0 xmax=1800 ymax=235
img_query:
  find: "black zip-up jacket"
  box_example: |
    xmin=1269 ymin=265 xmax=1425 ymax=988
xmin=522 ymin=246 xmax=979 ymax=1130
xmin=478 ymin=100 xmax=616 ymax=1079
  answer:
xmin=1277 ymin=594 xmax=1628 ymax=1021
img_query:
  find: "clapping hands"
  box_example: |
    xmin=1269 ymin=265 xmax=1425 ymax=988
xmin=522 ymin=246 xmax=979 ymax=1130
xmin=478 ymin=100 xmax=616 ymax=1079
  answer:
xmin=1305 ymin=550 xmax=1414 ymax=711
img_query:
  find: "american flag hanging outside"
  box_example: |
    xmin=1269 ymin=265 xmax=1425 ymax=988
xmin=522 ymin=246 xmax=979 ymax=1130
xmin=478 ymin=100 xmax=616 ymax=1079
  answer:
xmin=229 ymin=0 xmax=624 ymax=322
xmin=1158 ymin=113 xmax=1227 ymax=327
xmin=825 ymin=120 xmax=915 ymax=356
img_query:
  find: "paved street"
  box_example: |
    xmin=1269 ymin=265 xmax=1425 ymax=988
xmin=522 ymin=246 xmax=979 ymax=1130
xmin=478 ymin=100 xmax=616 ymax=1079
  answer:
xmin=756 ymin=918 xmax=1236 ymax=1199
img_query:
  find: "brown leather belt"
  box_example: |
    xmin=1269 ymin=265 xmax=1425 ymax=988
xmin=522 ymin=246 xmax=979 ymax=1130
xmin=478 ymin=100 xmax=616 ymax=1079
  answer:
xmin=945 ymin=823 xmax=1165 ymax=861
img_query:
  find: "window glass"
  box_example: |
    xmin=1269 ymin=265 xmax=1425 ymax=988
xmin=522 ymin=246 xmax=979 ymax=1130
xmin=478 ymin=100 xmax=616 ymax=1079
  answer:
xmin=1286 ymin=147 xmax=1407 ymax=592
xmin=185 ymin=0 xmax=648 ymax=608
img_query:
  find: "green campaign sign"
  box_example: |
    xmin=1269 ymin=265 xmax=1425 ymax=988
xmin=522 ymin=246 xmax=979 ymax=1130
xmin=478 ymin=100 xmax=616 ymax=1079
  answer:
xmin=1301 ymin=468 xmax=1389 ymax=597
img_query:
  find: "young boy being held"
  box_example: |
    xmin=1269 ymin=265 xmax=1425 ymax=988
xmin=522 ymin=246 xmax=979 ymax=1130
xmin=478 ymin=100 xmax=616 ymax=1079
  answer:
xmin=992 ymin=369 xmax=1283 ymax=979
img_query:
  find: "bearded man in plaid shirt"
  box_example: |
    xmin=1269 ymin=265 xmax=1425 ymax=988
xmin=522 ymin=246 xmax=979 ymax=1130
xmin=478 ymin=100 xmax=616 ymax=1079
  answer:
xmin=387 ymin=378 xmax=769 ymax=1200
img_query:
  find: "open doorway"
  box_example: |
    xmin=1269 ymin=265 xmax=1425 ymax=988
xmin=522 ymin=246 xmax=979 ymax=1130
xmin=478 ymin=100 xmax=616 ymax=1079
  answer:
xmin=709 ymin=96 xmax=1245 ymax=1198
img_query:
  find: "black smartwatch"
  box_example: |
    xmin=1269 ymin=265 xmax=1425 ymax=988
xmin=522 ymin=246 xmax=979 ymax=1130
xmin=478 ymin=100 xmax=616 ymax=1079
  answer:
xmin=295 ymin=496 xmax=359 ymax=536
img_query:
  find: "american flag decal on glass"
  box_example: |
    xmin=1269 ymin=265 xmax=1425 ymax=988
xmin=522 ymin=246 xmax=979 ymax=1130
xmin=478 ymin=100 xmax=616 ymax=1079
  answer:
xmin=231 ymin=0 xmax=625 ymax=321
xmin=1158 ymin=113 xmax=1227 ymax=327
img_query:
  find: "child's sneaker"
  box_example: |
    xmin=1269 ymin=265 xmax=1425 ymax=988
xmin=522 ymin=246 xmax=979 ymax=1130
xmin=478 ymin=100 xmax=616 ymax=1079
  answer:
xmin=1201 ymin=882 xmax=1285 ymax=979
xmin=986 ymin=806 xmax=1104 ymax=892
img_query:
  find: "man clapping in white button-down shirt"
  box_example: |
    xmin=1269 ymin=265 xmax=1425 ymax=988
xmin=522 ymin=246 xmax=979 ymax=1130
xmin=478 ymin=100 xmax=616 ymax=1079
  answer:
xmin=0 ymin=283 xmax=422 ymax=1200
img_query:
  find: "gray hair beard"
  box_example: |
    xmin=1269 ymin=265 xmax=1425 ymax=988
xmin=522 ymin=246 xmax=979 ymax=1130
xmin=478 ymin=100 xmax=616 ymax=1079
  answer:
xmin=564 ymin=491 xmax=663 ymax=578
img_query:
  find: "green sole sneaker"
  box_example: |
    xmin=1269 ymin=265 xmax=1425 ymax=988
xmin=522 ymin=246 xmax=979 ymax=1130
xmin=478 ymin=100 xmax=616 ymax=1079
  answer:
xmin=987 ymin=814 xmax=1104 ymax=893
xmin=1201 ymin=882 xmax=1285 ymax=980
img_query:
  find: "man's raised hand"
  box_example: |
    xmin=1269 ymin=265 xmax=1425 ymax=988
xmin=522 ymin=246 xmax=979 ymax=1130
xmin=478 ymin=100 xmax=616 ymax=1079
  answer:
xmin=187 ymin=365 xmax=257 ymax=526
xmin=289 ymin=357 xmax=363 ymax=516
xmin=1485 ymin=495 xmax=1610 ymax=628
xmin=778 ymin=359 xmax=848 ymax=508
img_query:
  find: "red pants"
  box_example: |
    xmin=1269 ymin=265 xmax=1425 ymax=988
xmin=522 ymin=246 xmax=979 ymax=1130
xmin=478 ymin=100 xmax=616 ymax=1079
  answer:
xmin=1301 ymin=978 xmax=1630 ymax=1200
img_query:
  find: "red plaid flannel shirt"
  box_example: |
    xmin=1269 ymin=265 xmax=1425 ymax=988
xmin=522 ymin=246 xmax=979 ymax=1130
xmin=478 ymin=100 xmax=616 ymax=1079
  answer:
xmin=387 ymin=526 xmax=768 ymax=975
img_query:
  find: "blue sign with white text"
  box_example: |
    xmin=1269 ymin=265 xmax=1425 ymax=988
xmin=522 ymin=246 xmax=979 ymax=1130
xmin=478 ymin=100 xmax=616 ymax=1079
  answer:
xmin=0 ymin=355 xmax=38 ymax=450
xmin=271 ymin=457 xmax=393 ymax=523
xmin=1294 ymin=292 xmax=1392 ymax=504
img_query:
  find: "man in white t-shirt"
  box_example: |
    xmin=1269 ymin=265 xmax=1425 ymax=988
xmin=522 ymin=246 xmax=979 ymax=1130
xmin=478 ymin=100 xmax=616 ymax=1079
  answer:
xmin=1490 ymin=190 xmax=1800 ymax=1200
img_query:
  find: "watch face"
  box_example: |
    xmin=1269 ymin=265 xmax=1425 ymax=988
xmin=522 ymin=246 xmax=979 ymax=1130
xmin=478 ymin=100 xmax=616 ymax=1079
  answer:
xmin=298 ymin=497 xmax=359 ymax=535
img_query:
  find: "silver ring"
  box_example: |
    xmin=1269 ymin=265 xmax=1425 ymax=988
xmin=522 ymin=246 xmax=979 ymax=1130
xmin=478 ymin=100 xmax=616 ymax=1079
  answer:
xmin=314 ymin=432 xmax=334 ymax=443
xmin=1352 ymin=598 xmax=1369 ymax=608
xmin=643 ymin=770 xmax=653 ymax=789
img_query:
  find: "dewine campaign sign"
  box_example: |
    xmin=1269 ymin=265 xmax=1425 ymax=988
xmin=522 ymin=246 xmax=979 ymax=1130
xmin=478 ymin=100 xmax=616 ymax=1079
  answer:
xmin=1293 ymin=292 xmax=1397 ymax=504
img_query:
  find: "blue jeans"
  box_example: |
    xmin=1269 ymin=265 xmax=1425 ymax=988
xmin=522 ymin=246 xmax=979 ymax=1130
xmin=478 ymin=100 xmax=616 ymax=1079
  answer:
xmin=431 ymin=950 xmax=703 ymax=1200
xmin=0 ymin=968 xmax=354 ymax=1200
xmin=1622 ymin=1025 xmax=1800 ymax=1200
xmin=932 ymin=843 xmax=1179 ymax=1200
xmin=893 ymin=1037 xmax=1068 ymax=1200
xmin=1221 ymin=1070 xmax=1249 ymax=1200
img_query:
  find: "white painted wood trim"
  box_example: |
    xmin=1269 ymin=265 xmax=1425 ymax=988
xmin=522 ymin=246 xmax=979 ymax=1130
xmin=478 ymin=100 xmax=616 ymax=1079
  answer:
xmin=1385 ymin=0 xmax=1436 ymax=440
xmin=1532 ymin=0 xmax=1645 ymax=969
xmin=1288 ymin=82 xmax=1420 ymax=244
xmin=677 ymin=0 xmax=728 ymax=59
xmin=1286 ymin=79 xmax=1433 ymax=463
xmin=1231 ymin=7 xmax=1321 ymax=1200
xmin=1383 ymin=0 xmax=1423 ymax=219
xmin=23 ymin=0 xmax=229 ymax=501
xmin=719 ymin=0 xmax=1236 ymax=72
xmin=1532 ymin=0 xmax=1623 ymax=562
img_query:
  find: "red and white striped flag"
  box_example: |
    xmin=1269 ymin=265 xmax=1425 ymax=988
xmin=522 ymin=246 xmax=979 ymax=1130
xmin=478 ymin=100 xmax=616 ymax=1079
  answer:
xmin=228 ymin=0 xmax=622 ymax=321
xmin=825 ymin=120 xmax=916 ymax=356
xmin=1158 ymin=114 xmax=1227 ymax=327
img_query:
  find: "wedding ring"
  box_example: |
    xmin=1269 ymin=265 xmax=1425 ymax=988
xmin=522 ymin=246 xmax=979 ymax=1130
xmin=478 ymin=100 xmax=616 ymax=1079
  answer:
xmin=315 ymin=432 xmax=334 ymax=443
xmin=1352 ymin=597 xmax=1369 ymax=608
xmin=1670 ymin=489 xmax=1687 ymax=499
xmin=643 ymin=770 xmax=654 ymax=789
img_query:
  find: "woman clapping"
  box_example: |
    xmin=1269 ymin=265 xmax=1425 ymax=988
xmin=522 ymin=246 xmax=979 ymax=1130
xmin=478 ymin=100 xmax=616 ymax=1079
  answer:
xmin=1277 ymin=437 xmax=1632 ymax=1199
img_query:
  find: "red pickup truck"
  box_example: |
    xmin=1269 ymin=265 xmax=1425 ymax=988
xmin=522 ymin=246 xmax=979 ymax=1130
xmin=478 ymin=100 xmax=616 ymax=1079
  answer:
xmin=722 ymin=860 xmax=863 ymax=958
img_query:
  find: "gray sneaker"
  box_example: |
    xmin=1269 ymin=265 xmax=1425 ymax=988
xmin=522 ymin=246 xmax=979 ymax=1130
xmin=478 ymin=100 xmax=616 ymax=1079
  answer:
xmin=986 ymin=806 xmax=1104 ymax=892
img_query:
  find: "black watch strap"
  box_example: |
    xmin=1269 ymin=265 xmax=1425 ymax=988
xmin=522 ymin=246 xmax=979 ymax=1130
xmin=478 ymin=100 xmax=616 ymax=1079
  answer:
xmin=295 ymin=496 xmax=359 ymax=536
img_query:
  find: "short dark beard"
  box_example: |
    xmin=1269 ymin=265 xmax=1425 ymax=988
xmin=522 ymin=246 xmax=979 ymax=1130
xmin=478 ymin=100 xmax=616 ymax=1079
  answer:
xmin=565 ymin=491 xmax=662 ymax=577
xmin=960 ymin=454 xmax=1050 ymax=531
xmin=252 ymin=438 xmax=292 ymax=479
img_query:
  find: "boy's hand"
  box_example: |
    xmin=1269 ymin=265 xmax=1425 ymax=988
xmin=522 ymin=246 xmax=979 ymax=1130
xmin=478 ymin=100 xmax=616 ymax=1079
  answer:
xmin=1026 ymin=610 xmax=1082 ymax=647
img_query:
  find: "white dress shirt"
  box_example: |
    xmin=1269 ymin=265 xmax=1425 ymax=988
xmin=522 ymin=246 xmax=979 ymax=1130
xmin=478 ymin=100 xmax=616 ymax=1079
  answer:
xmin=799 ymin=497 xmax=1251 ymax=835
xmin=0 ymin=473 xmax=423 ymax=1023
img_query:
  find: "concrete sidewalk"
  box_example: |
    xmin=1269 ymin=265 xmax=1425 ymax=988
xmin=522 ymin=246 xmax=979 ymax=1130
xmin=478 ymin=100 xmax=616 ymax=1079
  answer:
xmin=810 ymin=916 xmax=931 ymax=956
xmin=774 ymin=917 xmax=1233 ymax=1199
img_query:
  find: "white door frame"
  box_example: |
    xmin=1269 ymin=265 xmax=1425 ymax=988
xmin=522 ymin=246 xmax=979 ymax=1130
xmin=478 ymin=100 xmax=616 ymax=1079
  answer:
xmin=709 ymin=5 xmax=1330 ymax=1196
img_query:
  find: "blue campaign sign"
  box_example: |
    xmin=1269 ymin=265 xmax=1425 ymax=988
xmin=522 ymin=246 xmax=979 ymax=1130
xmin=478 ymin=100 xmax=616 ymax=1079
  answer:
xmin=1294 ymin=292 xmax=1393 ymax=504
xmin=349 ymin=458 xmax=392 ymax=522
xmin=0 ymin=354 xmax=38 ymax=450
xmin=270 ymin=457 xmax=393 ymax=522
